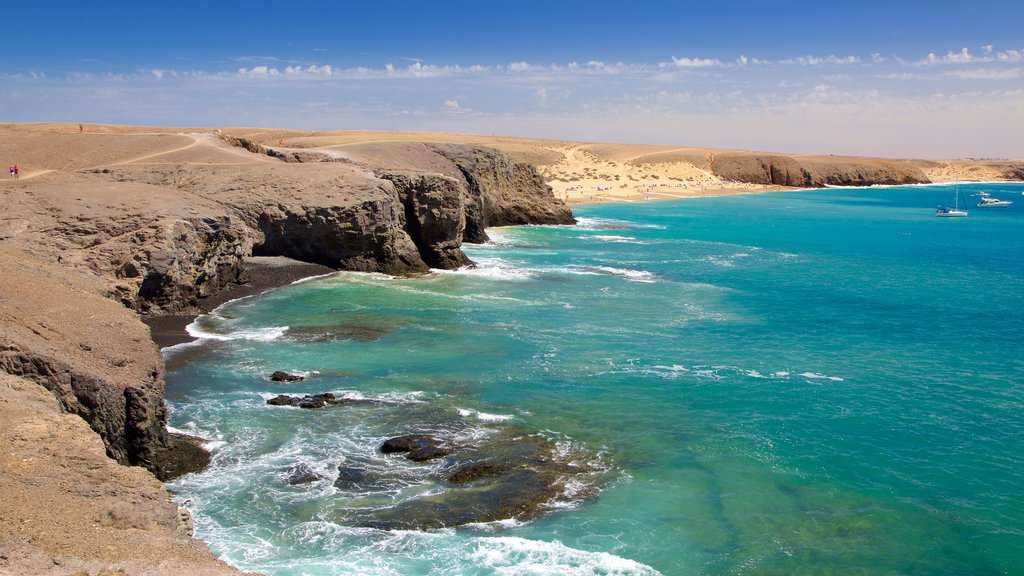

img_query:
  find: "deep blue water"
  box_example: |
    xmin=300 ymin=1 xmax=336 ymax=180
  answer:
xmin=165 ymin=183 xmax=1024 ymax=575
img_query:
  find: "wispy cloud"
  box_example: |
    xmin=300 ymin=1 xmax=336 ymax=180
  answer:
xmin=4 ymin=45 xmax=1022 ymax=158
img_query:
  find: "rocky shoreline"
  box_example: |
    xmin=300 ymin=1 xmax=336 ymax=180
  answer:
xmin=0 ymin=127 xmax=574 ymax=575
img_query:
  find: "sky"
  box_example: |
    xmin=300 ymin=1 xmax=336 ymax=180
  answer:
xmin=2 ymin=0 xmax=1023 ymax=158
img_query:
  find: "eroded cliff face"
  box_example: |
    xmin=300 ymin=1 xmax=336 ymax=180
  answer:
xmin=709 ymin=153 xmax=812 ymax=187
xmin=377 ymin=170 xmax=471 ymax=269
xmin=0 ymin=141 xmax=574 ymax=484
xmin=0 ymin=249 xmax=207 ymax=481
xmin=707 ymin=152 xmax=930 ymax=187
xmin=429 ymin=144 xmax=577 ymax=243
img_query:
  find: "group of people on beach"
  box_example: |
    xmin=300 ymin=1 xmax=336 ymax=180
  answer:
xmin=8 ymin=164 xmax=18 ymax=178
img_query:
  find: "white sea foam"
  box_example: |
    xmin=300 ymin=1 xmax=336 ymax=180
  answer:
xmin=160 ymin=339 xmax=206 ymax=356
xmin=434 ymin=258 xmax=535 ymax=281
xmin=575 ymin=217 xmax=665 ymax=231
xmin=457 ymin=408 xmax=515 ymax=422
xmin=290 ymin=272 xmax=336 ymax=285
xmin=469 ymin=537 xmax=662 ymax=575
xmin=185 ymin=319 xmax=289 ymax=342
xmin=581 ymin=266 xmax=656 ymax=283
xmin=798 ymin=372 xmax=845 ymax=382
xmin=586 ymin=234 xmax=648 ymax=244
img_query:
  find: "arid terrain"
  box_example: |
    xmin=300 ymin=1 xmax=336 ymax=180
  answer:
xmin=1 ymin=122 xmax=1021 ymax=575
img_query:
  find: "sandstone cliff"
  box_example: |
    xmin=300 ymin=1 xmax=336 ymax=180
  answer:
xmin=707 ymin=152 xmax=930 ymax=187
xmin=429 ymin=144 xmax=577 ymax=242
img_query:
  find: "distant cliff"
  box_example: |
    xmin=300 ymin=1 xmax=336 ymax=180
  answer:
xmin=707 ymin=152 xmax=930 ymax=187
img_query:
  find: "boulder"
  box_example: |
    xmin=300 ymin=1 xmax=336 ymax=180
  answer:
xmin=269 ymin=371 xmax=305 ymax=382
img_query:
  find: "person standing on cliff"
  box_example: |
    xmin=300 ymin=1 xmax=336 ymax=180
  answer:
xmin=13 ymin=164 xmax=19 ymax=178
xmin=8 ymin=166 xmax=13 ymax=178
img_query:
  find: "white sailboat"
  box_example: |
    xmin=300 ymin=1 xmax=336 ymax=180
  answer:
xmin=936 ymin=183 xmax=968 ymax=217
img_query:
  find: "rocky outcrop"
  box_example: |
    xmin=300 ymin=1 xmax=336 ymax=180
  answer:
xmin=709 ymin=153 xmax=812 ymax=187
xmin=0 ymin=372 xmax=239 ymax=576
xmin=254 ymin=198 xmax=428 ymax=273
xmin=0 ymin=249 xmax=207 ymax=481
xmin=350 ymin=431 xmax=599 ymax=530
xmin=429 ymin=144 xmax=576 ymax=242
xmin=377 ymin=170 xmax=471 ymax=269
xmin=799 ymin=157 xmax=930 ymax=187
xmin=128 ymin=216 xmax=251 ymax=314
xmin=707 ymin=152 xmax=930 ymax=187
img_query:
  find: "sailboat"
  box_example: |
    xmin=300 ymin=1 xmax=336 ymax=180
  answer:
xmin=936 ymin=182 xmax=968 ymax=217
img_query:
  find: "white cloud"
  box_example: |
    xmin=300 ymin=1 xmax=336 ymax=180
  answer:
xmin=946 ymin=68 xmax=1023 ymax=80
xmin=921 ymin=46 xmax=1022 ymax=65
xmin=671 ymin=56 xmax=721 ymax=68
xmin=780 ymin=55 xmax=861 ymax=66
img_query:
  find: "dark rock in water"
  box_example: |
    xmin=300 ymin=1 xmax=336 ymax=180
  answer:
xmin=331 ymin=461 xmax=391 ymax=487
xmin=407 ymin=446 xmax=454 ymax=462
xmin=380 ymin=434 xmax=439 ymax=454
xmin=266 ymin=392 xmax=379 ymax=409
xmin=270 ymin=371 xmax=305 ymax=382
xmin=267 ymin=394 xmax=297 ymax=406
xmin=346 ymin=432 xmax=598 ymax=530
xmin=149 ymin=433 xmax=212 ymax=481
xmin=287 ymin=323 xmax=392 ymax=343
xmin=445 ymin=461 xmax=509 ymax=484
xmin=334 ymin=465 xmax=370 ymax=489
xmin=380 ymin=434 xmax=452 ymax=461
xmin=283 ymin=463 xmax=322 ymax=485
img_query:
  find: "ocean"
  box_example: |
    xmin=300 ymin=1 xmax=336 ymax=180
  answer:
xmin=164 ymin=183 xmax=1024 ymax=575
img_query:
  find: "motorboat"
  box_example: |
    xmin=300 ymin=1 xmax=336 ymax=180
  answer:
xmin=974 ymin=192 xmax=1013 ymax=207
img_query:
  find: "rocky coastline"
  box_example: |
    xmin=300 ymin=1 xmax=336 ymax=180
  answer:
xmin=0 ymin=127 xmax=573 ymax=575
xmin=2 ymin=123 xmax=1021 ymax=574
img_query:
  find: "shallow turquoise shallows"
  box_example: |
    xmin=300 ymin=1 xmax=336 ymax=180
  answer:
xmin=165 ymin=183 xmax=1024 ymax=575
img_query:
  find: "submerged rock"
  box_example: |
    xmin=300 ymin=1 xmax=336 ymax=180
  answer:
xmin=380 ymin=434 xmax=453 ymax=462
xmin=283 ymin=463 xmax=322 ymax=485
xmin=266 ymin=392 xmax=377 ymax=409
xmin=269 ymin=371 xmax=305 ymax=382
xmin=344 ymin=431 xmax=601 ymax=530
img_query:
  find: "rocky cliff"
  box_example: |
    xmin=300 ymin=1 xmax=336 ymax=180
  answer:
xmin=429 ymin=144 xmax=576 ymax=242
xmin=0 ymin=127 xmax=574 ymax=574
xmin=1 ymin=133 xmax=574 ymax=479
xmin=708 ymin=151 xmax=930 ymax=187
xmin=0 ymin=248 xmax=208 ymax=481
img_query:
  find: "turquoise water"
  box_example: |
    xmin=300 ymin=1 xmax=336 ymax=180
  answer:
xmin=165 ymin=183 xmax=1024 ymax=575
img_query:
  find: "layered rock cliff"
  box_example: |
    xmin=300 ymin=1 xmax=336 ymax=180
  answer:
xmin=429 ymin=144 xmax=576 ymax=242
xmin=1 ymin=137 xmax=574 ymax=481
xmin=707 ymin=151 xmax=930 ymax=187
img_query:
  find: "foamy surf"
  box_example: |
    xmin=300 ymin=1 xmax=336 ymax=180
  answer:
xmin=469 ymin=537 xmax=662 ymax=576
xmin=458 ymin=408 xmax=515 ymax=422
xmin=185 ymin=316 xmax=289 ymax=342
xmin=585 ymin=234 xmax=648 ymax=244
xmin=580 ymin=266 xmax=656 ymax=283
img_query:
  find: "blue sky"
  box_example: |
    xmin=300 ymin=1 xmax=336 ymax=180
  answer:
xmin=3 ymin=1 xmax=1023 ymax=157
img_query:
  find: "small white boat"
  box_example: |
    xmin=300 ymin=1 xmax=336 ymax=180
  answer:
xmin=974 ymin=192 xmax=1013 ymax=207
xmin=936 ymin=206 xmax=968 ymax=217
xmin=937 ymin=183 xmax=968 ymax=217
